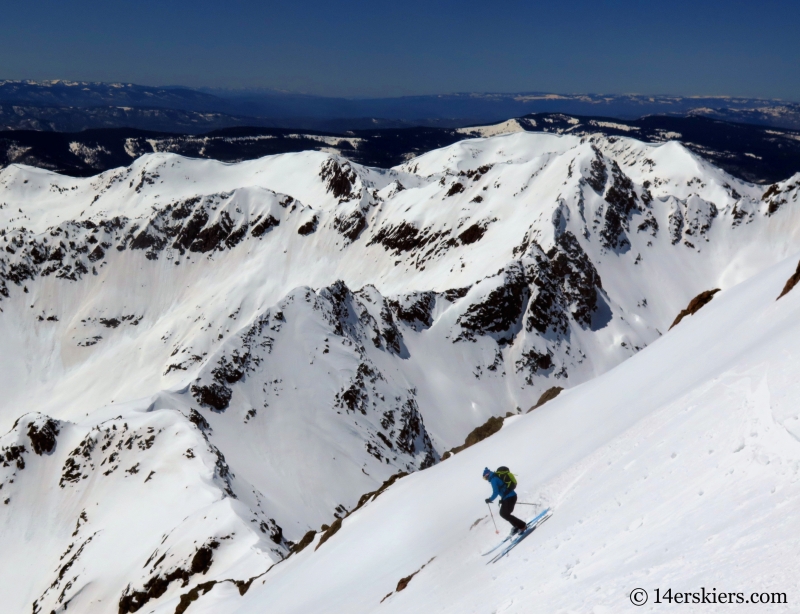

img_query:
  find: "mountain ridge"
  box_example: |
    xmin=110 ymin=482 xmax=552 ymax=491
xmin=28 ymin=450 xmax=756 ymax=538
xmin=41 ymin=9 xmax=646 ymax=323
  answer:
xmin=2 ymin=80 xmax=800 ymax=132
xmin=1 ymin=131 xmax=799 ymax=612
xmin=2 ymin=113 xmax=799 ymax=184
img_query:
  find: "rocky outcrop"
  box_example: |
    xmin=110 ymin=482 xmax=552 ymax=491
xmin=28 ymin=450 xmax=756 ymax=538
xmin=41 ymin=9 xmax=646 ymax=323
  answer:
xmin=456 ymin=233 xmax=604 ymax=348
xmin=118 ymin=541 xmax=220 ymax=614
xmin=440 ymin=415 xmax=505 ymax=460
xmin=777 ymin=260 xmax=800 ymax=300
xmin=527 ymin=386 xmax=563 ymax=412
xmin=597 ymin=160 xmax=640 ymax=252
xmin=670 ymin=289 xmax=721 ymax=329
xmin=389 ymin=291 xmax=436 ymax=331
xmin=320 ymin=158 xmax=359 ymax=202
xmin=457 ymin=263 xmax=530 ymax=343
xmin=547 ymin=231 xmax=603 ymax=328
xmin=27 ymin=417 xmax=60 ymax=455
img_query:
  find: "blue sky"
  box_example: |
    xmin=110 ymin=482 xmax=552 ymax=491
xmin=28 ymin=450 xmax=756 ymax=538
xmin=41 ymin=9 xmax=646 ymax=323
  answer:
xmin=2 ymin=0 xmax=798 ymax=99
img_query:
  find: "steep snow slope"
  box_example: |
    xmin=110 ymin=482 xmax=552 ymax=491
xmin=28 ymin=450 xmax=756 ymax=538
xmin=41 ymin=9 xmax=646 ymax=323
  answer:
xmin=223 ymin=244 xmax=800 ymax=614
xmin=0 ymin=132 xmax=799 ymax=612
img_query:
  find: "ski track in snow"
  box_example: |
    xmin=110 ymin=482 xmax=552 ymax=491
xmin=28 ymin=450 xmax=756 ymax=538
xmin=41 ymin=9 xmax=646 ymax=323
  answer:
xmin=0 ymin=130 xmax=798 ymax=612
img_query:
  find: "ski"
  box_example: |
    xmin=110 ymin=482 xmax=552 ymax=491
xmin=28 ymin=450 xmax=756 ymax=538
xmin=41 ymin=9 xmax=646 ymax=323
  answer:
xmin=481 ymin=507 xmax=550 ymax=556
xmin=488 ymin=507 xmax=552 ymax=564
xmin=481 ymin=533 xmax=514 ymax=556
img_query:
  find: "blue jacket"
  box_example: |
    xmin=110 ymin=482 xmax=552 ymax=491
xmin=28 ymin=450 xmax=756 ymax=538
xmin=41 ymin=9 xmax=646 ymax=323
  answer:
xmin=486 ymin=472 xmax=515 ymax=502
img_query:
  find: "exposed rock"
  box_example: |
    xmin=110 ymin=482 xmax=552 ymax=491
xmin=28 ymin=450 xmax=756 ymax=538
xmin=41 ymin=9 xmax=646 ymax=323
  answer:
xmin=457 ymin=263 xmax=529 ymax=343
xmin=172 ymin=209 xmax=209 ymax=252
xmin=335 ymin=363 xmax=375 ymax=415
xmin=251 ymin=214 xmax=280 ymax=238
xmin=117 ymin=541 xmax=219 ymax=614
xmin=190 ymin=382 xmax=233 ymax=412
xmin=445 ymin=182 xmax=465 ymax=197
xmin=320 ymin=158 xmax=358 ymax=201
xmin=762 ymin=183 xmax=789 ymax=216
xmin=2 ymin=444 xmax=26 ymax=470
xmin=211 ymin=352 xmax=249 ymax=384
xmin=333 ymin=208 xmax=368 ymax=243
xmin=394 ymin=398 xmax=436 ymax=468
xmin=668 ymin=204 xmax=684 ymax=245
xmin=442 ymin=286 xmax=470 ymax=302
xmin=315 ymin=517 xmax=342 ymax=550
xmin=670 ymin=289 xmax=721 ymax=329
xmin=174 ymin=581 xmax=217 ymax=614
xmin=527 ymin=386 xmax=563 ymax=412
xmin=525 ymin=260 xmax=568 ymax=336
xmin=458 ymin=223 xmax=485 ymax=245
xmin=297 ymin=215 xmax=318 ymax=236
xmin=389 ymin=291 xmax=436 ymax=331
xmin=88 ymin=245 xmax=105 ymax=262
xmin=189 ymin=211 xmax=235 ymax=253
xmin=515 ymin=348 xmax=554 ymax=383
xmin=682 ymin=197 xmax=718 ymax=243
xmin=546 ymin=231 xmax=602 ymax=328
xmin=187 ymin=409 xmax=211 ymax=432
xmin=290 ymin=530 xmax=317 ymax=554
xmin=380 ymin=557 xmax=435 ymax=602
xmin=27 ymin=418 xmax=60 ymax=455
xmin=777 ymin=260 xmax=800 ymax=300
xmin=586 ymin=149 xmax=607 ymax=193
xmin=130 ymin=226 xmax=168 ymax=252
xmin=368 ymin=222 xmax=422 ymax=254
xmin=441 ymin=415 xmax=504 ymax=460
xmin=170 ymin=196 xmax=201 ymax=220
xmin=463 ymin=164 xmax=492 ymax=181
xmin=350 ymin=472 xmax=408 ymax=514
xmin=599 ymin=161 xmax=639 ymax=251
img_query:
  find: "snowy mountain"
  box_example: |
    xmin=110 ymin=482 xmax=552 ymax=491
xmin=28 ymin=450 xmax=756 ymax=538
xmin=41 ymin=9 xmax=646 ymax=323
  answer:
xmin=458 ymin=114 xmax=800 ymax=185
xmin=231 ymin=231 xmax=800 ymax=614
xmin=3 ymin=114 xmax=799 ymax=184
xmin=1 ymin=131 xmax=799 ymax=612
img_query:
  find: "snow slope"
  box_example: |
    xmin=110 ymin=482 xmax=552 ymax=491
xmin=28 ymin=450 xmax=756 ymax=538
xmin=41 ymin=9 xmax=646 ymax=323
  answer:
xmin=456 ymin=118 xmax=538 ymax=138
xmin=224 ymin=233 xmax=800 ymax=614
xmin=0 ymin=131 xmax=799 ymax=612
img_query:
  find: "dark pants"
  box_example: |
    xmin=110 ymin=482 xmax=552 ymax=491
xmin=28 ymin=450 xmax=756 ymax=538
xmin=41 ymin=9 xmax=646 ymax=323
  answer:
xmin=499 ymin=493 xmax=527 ymax=531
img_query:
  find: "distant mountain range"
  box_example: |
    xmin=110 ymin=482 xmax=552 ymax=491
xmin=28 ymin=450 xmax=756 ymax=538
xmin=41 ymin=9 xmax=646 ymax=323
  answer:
xmin=2 ymin=113 xmax=799 ymax=185
xmin=1 ymin=80 xmax=799 ymax=133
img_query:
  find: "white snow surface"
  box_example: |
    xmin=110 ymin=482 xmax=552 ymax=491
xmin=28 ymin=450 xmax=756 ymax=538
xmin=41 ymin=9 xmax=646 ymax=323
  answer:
xmin=0 ymin=131 xmax=799 ymax=612
xmin=228 ymin=236 xmax=800 ymax=614
xmin=455 ymin=118 xmax=535 ymax=138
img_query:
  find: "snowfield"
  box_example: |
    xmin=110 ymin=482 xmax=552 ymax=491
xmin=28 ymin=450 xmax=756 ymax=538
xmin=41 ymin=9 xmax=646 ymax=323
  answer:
xmin=0 ymin=131 xmax=798 ymax=612
xmin=228 ymin=251 xmax=800 ymax=614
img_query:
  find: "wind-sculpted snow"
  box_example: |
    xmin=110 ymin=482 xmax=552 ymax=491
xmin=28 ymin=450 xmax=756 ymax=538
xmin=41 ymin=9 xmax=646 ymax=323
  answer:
xmin=0 ymin=132 xmax=799 ymax=611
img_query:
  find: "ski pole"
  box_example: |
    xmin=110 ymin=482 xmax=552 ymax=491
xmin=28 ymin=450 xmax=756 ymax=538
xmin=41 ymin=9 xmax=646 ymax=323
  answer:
xmin=515 ymin=502 xmax=539 ymax=506
xmin=487 ymin=503 xmax=499 ymax=534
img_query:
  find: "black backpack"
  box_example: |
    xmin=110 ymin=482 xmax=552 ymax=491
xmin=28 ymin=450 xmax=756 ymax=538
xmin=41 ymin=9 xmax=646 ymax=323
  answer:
xmin=495 ymin=466 xmax=517 ymax=494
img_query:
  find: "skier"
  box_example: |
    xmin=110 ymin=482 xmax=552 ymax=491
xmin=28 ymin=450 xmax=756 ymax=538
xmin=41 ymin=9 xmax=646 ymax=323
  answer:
xmin=483 ymin=467 xmax=527 ymax=535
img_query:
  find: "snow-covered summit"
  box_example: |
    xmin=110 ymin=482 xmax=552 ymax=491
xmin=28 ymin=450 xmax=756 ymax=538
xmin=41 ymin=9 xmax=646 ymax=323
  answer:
xmin=0 ymin=131 xmax=799 ymax=612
